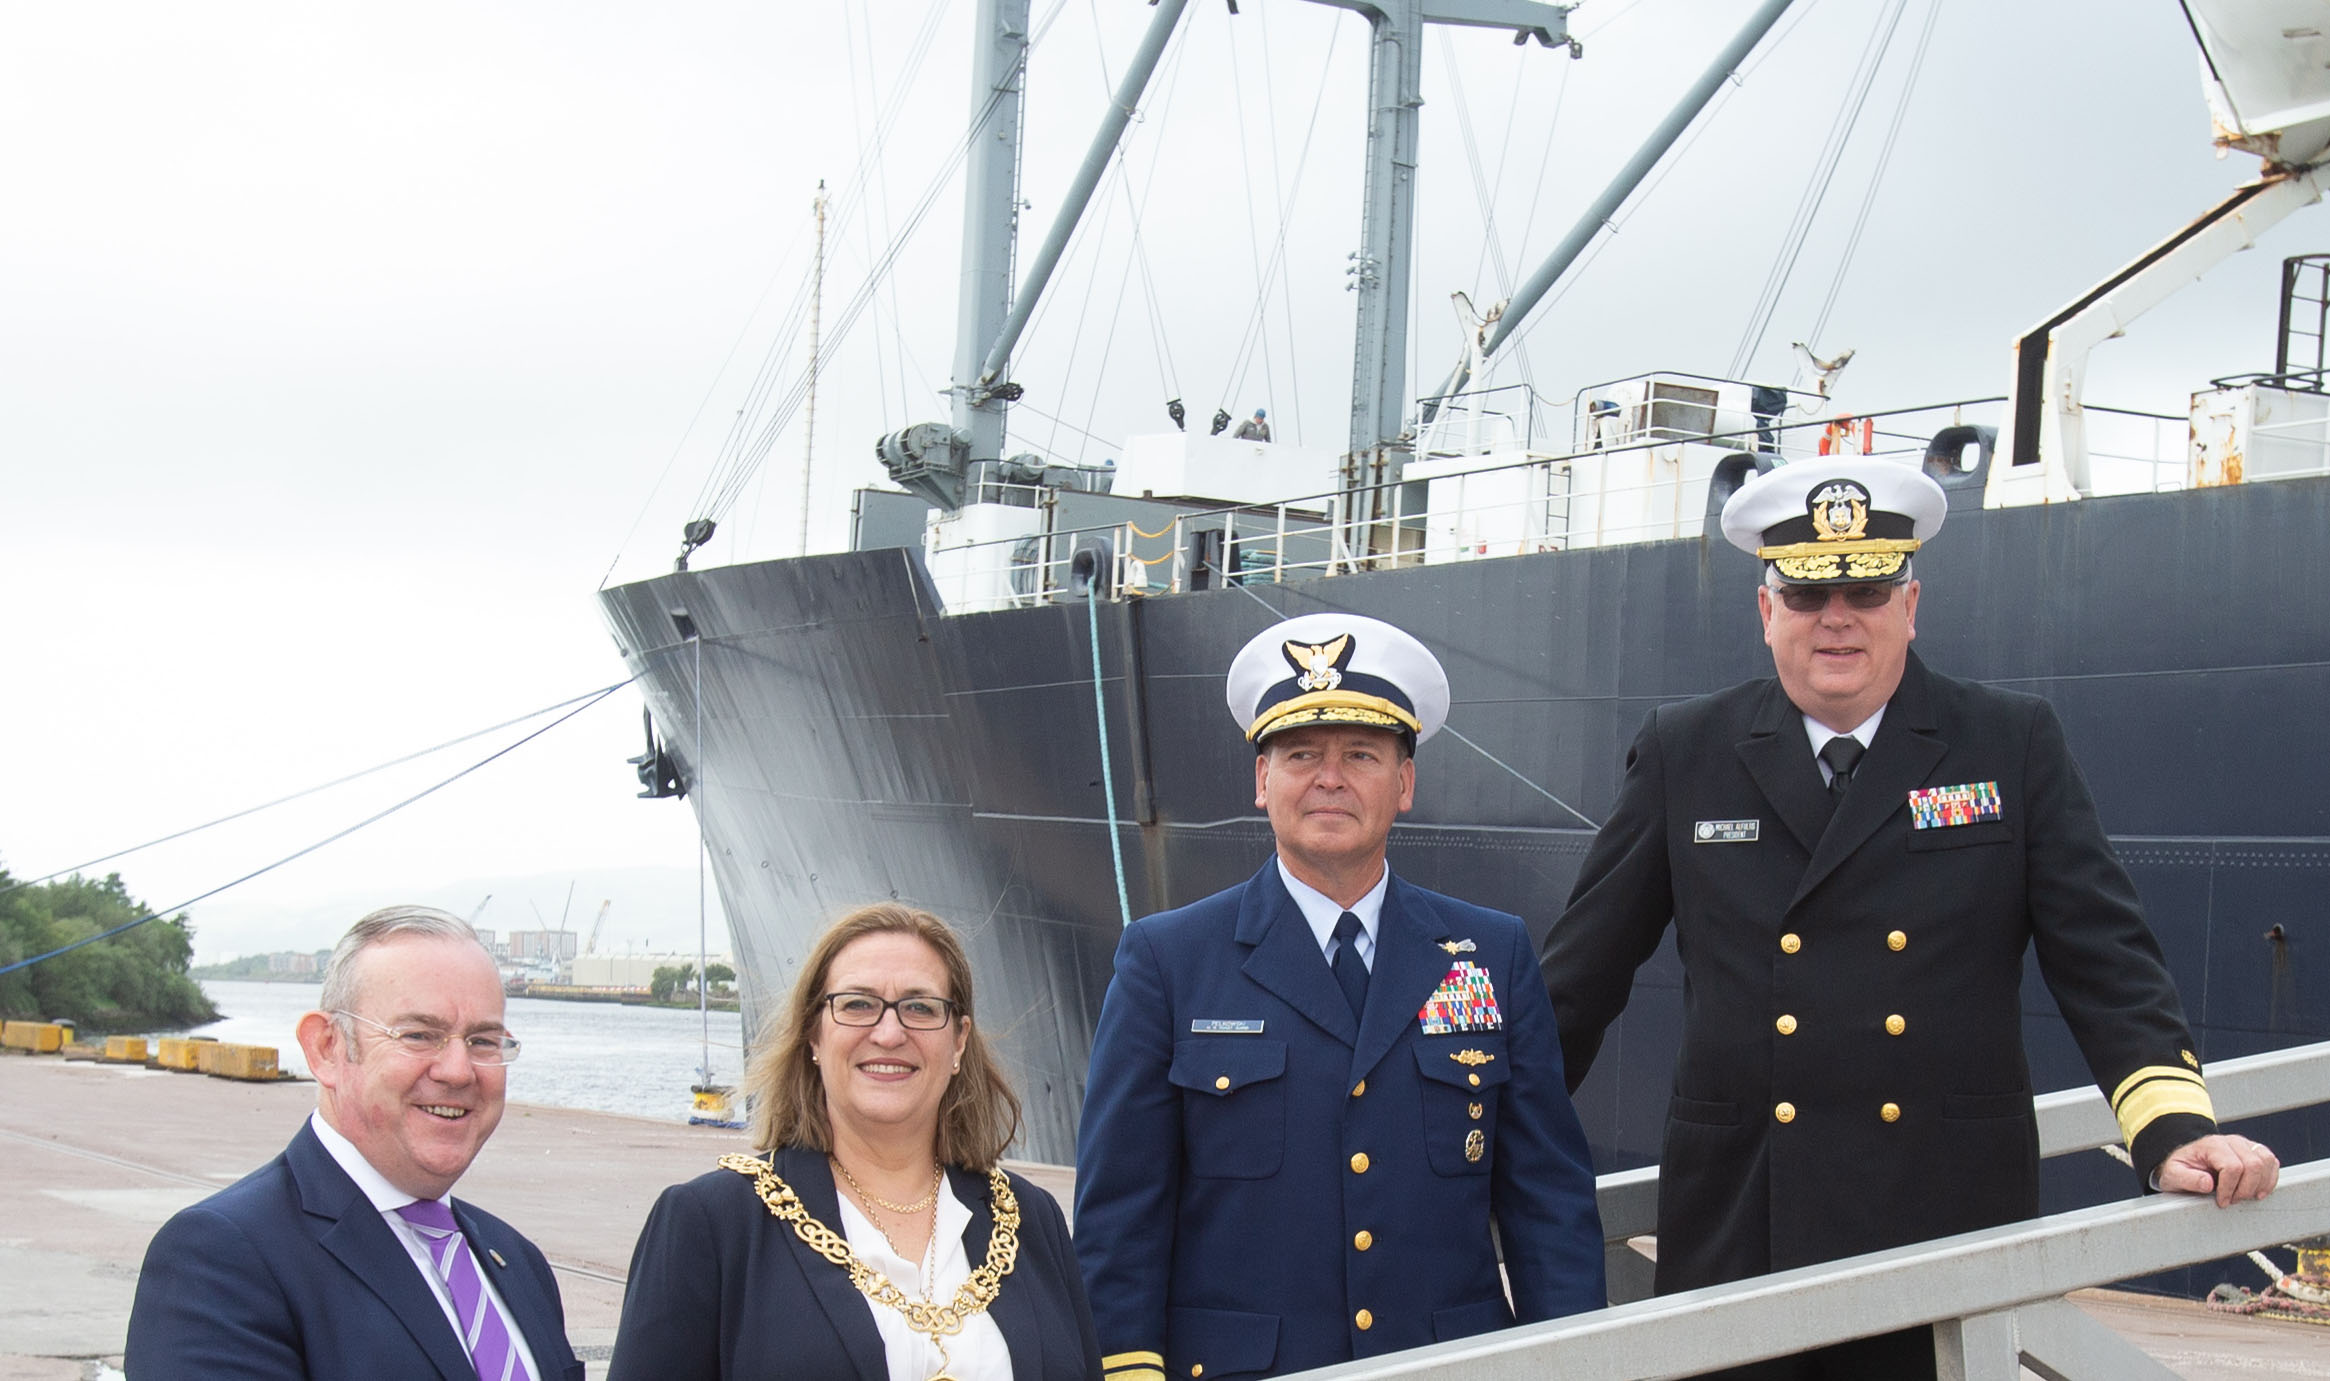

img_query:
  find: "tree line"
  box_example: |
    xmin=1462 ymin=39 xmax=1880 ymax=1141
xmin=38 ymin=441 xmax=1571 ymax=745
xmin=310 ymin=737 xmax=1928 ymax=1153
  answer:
xmin=0 ymin=867 xmax=219 ymax=1031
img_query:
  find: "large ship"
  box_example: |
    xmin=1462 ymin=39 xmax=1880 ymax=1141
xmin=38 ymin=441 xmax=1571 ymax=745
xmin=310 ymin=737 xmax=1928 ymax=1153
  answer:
xmin=600 ymin=0 xmax=2330 ymax=1234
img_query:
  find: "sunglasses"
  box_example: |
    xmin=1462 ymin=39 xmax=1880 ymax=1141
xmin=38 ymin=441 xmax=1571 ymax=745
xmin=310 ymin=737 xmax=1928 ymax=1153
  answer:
xmin=1774 ymin=582 xmax=1902 ymax=614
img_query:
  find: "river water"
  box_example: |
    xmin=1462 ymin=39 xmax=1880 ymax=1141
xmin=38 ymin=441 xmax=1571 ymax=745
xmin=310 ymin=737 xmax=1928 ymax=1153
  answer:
xmin=192 ymin=980 xmax=754 ymax=1124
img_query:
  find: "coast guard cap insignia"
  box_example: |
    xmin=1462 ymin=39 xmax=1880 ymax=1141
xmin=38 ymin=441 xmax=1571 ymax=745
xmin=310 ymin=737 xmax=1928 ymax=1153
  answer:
xmin=1438 ymin=938 xmax=1477 ymax=955
xmin=1464 ymin=1129 xmax=1485 ymax=1163
xmin=1808 ymin=481 xmax=1871 ymax=542
xmin=1284 ymin=633 xmax=1353 ymax=692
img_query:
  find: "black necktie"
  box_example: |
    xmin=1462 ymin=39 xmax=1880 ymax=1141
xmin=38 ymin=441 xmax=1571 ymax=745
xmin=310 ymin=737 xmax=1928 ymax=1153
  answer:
xmin=1330 ymin=911 xmax=1370 ymax=1016
xmin=1820 ymin=735 xmax=1866 ymax=799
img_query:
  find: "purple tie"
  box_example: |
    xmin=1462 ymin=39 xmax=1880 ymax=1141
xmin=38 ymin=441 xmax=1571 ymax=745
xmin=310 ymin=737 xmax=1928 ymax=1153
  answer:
xmin=395 ymin=1199 xmax=533 ymax=1381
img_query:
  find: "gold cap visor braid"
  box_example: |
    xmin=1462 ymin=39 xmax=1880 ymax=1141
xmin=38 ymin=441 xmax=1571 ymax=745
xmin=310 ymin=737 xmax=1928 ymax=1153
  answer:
xmin=1248 ymin=690 xmax=1421 ymax=743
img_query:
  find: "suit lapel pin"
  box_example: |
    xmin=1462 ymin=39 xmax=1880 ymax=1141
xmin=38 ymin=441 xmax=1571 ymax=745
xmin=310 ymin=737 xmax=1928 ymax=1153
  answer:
xmin=488 ymin=1248 xmax=507 ymax=1268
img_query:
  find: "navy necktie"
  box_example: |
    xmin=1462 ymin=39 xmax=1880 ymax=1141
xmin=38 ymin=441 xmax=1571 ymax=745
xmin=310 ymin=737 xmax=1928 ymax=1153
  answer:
xmin=1820 ymin=735 xmax=1866 ymax=799
xmin=1330 ymin=911 xmax=1370 ymax=1016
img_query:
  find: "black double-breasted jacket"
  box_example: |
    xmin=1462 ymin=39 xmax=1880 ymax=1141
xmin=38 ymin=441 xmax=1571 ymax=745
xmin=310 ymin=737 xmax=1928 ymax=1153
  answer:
xmin=1541 ymin=651 xmax=2216 ymax=1293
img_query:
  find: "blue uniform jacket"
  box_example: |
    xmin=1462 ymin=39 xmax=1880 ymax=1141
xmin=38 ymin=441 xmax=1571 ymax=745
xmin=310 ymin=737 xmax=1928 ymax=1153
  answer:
xmin=1074 ymin=859 xmax=1604 ymax=1381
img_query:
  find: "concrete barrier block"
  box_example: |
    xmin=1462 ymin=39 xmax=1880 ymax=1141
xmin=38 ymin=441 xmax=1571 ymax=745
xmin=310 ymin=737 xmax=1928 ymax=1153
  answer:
xmin=102 ymin=1035 xmax=150 ymax=1063
xmin=2 ymin=1021 xmax=67 ymax=1054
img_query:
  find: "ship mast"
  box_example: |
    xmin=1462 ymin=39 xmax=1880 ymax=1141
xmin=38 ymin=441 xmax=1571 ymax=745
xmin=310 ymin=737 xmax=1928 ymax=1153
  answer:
xmin=951 ymin=0 xmax=1030 ymax=483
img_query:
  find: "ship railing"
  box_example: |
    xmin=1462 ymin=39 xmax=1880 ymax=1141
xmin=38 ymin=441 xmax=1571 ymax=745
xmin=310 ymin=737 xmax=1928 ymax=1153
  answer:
xmin=2082 ymin=404 xmax=2188 ymax=495
xmin=954 ymin=399 xmax=2012 ymax=606
xmin=1277 ymin=1039 xmax=2330 ymax=1380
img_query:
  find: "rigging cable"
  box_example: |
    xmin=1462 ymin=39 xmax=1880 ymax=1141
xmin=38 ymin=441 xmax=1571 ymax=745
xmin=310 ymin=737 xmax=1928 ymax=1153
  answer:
xmin=0 ymin=681 xmax=636 ymax=900
xmin=1258 ymin=2 xmax=1303 ymax=440
xmin=1805 ymin=0 xmax=1941 ymax=350
xmin=1226 ymin=7 xmax=1281 ymax=428
xmin=1445 ymin=32 xmax=1537 ymax=394
xmin=1087 ymin=0 xmax=1199 ymax=447
xmin=1497 ymin=0 xmax=1829 ymax=361
xmin=1219 ymin=20 xmax=1344 ymax=415
xmin=1725 ymin=0 xmax=1911 ymax=380
xmin=697 ymin=0 xmax=1078 ymax=529
xmin=0 ymin=682 xmax=632 ymax=978
xmin=1084 ymin=581 xmax=1133 ymax=929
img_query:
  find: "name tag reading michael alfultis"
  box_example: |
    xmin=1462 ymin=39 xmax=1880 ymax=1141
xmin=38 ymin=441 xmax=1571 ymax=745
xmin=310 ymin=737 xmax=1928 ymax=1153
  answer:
xmin=1190 ymin=1019 xmax=1266 ymax=1034
xmin=1693 ymin=819 xmax=1760 ymax=843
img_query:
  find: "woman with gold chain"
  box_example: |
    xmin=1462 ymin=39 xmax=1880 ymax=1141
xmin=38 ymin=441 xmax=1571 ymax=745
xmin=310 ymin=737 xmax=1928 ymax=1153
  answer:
xmin=610 ymin=905 xmax=1101 ymax=1380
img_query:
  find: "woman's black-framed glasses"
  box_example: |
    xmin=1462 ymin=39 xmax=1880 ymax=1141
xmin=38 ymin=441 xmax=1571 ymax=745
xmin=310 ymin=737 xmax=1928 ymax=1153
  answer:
xmin=822 ymin=991 xmax=959 ymax=1030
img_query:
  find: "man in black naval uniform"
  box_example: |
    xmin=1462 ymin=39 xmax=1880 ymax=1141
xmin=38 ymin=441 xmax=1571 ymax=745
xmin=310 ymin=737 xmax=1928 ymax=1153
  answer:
xmin=1076 ymin=613 xmax=1604 ymax=1381
xmin=1540 ymin=458 xmax=2279 ymax=1378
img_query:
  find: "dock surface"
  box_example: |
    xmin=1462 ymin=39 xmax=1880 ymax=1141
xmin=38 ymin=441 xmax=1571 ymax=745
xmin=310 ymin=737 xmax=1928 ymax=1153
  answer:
xmin=1 ymin=1054 xmax=2319 ymax=1379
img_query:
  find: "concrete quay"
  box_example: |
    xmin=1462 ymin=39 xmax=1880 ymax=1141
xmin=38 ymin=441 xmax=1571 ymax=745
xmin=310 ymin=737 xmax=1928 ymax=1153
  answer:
xmin=1 ymin=1053 xmax=2320 ymax=1379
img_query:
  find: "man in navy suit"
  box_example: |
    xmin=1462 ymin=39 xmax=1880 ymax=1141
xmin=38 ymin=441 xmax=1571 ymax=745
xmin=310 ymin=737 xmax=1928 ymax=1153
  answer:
xmin=1075 ymin=613 xmax=1605 ymax=1381
xmin=128 ymin=906 xmax=583 ymax=1380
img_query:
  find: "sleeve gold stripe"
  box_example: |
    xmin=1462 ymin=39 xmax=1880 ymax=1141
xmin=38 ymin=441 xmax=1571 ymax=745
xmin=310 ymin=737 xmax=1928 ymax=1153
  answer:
xmin=2111 ymin=1074 xmax=2215 ymax=1147
xmin=2108 ymin=1064 xmax=2206 ymax=1111
xmin=1105 ymin=1371 xmax=1164 ymax=1381
xmin=1103 ymin=1352 xmax=1165 ymax=1370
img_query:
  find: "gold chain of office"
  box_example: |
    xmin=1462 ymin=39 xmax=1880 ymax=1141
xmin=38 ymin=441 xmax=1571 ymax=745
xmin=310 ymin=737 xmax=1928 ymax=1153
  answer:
xmin=718 ymin=1153 xmax=1021 ymax=1335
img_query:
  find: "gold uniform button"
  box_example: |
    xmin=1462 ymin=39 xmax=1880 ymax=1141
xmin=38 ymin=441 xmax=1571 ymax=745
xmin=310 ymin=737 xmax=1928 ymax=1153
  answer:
xmin=1780 ymin=932 xmax=1802 ymax=954
xmin=1355 ymin=1309 xmax=1374 ymax=1331
xmin=1349 ymin=1152 xmax=1370 ymax=1174
xmin=1352 ymin=1079 xmax=1366 ymax=1098
xmin=1881 ymin=1102 xmax=1902 ymax=1123
xmin=1775 ymin=1014 xmax=1797 ymax=1035
xmin=1214 ymin=1075 xmax=1230 ymax=1091
xmin=1192 ymin=1368 xmax=1203 ymax=1379
xmin=1467 ymin=1073 xmax=1481 ymax=1087
xmin=1885 ymin=1014 xmax=1906 ymax=1036
xmin=1354 ymin=1230 xmax=1373 ymax=1251
xmin=1887 ymin=930 xmax=1908 ymax=952
xmin=1774 ymin=1102 xmax=1796 ymax=1124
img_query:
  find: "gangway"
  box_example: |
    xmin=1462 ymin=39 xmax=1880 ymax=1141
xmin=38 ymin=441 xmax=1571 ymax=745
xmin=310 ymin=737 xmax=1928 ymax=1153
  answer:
xmin=1283 ymin=1040 xmax=2330 ymax=1379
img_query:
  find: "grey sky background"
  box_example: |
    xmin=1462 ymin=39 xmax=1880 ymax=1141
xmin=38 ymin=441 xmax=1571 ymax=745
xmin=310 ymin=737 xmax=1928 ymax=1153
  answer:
xmin=1 ymin=1 xmax=2313 ymax=962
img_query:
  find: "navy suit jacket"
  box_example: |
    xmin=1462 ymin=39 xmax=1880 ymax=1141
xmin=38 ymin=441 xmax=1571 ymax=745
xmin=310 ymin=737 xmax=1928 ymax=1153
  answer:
xmin=1074 ymin=860 xmax=1605 ymax=1381
xmin=609 ymin=1146 xmax=1101 ymax=1380
xmin=126 ymin=1120 xmax=583 ymax=1380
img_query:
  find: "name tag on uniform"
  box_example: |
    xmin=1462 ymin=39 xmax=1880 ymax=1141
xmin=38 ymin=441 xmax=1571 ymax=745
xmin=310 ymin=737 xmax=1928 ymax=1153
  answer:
xmin=1190 ymin=1019 xmax=1266 ymax=1034
xmin=1693 ymin=819 xmax=1760 ymax=843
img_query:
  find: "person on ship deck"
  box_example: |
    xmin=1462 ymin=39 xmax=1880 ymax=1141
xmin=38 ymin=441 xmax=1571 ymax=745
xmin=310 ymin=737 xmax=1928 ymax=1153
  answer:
xmin=609 ymin=903 xmax=1099 ymax=1381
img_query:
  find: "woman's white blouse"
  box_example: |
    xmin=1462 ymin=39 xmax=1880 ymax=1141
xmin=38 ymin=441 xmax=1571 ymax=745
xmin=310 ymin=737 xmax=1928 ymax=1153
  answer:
xmin=835 ymin=1178 xmax=1015 ymax=1381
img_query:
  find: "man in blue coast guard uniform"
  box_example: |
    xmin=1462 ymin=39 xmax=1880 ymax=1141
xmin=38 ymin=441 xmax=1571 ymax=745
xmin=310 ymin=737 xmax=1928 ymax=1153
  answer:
xmin=1075 ymin=613 xmax=1605 ymax=1381
xmin=1543 ymin=459 xmax=2280 ymax=1379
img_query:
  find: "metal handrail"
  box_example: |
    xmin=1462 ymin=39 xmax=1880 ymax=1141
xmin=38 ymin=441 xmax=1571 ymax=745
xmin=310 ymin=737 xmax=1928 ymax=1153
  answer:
xmin=1360 ymin=1038 xmax=2320 ymax=1369
xmin=1285 ymin=1159 xmax=2330 ymax=1379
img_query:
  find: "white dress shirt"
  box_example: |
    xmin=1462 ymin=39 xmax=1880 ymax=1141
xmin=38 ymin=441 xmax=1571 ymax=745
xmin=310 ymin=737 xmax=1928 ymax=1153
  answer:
xmin=1801 ymin=706 xmax=1887 ymax=786
xmin=308 ymin=1112 xmax=544 ymax=1381
xmin=1276 ymin=857 xmax=1390 ymax=972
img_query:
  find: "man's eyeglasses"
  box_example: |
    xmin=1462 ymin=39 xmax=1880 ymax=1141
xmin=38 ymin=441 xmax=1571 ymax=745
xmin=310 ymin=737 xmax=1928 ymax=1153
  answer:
xmin=332 ymin=1011 xmax=522 ymax=1065
xmin=822 ymin=991 xmax=960 ymax=1030
xmin=1775 ymin=581 xmax=1902 ymax=614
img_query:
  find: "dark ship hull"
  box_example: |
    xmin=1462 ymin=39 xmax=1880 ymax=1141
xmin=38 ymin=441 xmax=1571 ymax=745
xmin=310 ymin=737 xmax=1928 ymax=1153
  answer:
xmin=603 ymin=468 xmax=2329 ymax=1211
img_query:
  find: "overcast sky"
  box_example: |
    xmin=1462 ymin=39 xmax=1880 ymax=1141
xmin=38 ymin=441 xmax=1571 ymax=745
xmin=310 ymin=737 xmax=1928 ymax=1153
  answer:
xmin=1 ymin=1 xmax=2314 ymax=963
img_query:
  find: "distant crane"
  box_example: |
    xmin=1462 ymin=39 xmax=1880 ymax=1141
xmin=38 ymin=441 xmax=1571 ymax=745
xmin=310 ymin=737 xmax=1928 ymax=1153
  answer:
xmin=468 ymin=894 xmax=492 ymax=924
xmin=584 ymin=901 xmax=611 ymax=957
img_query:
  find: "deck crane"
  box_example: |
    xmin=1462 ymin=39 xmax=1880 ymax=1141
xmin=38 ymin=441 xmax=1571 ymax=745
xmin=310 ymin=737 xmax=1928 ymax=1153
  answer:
xmin=584 ymin=901 xmax=611 ymax=957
